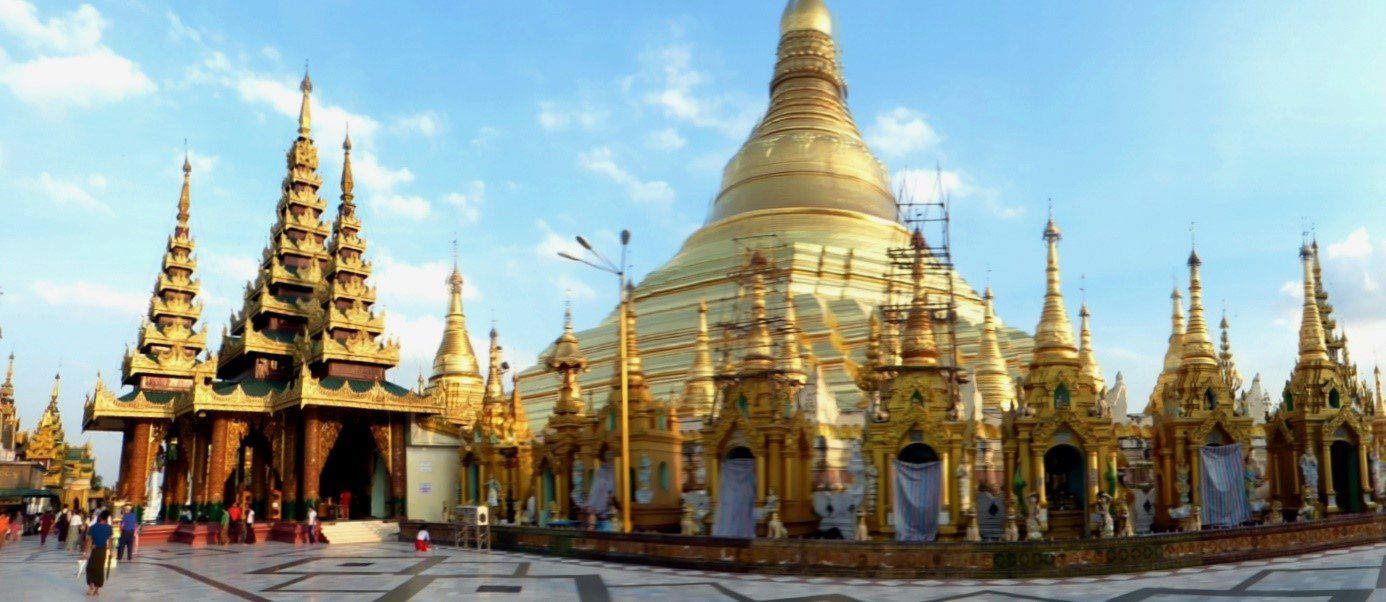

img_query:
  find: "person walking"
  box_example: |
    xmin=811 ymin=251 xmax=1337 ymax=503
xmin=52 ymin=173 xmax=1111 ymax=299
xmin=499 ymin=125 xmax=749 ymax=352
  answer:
xmin=218 ymin=505 xmax=229 ymax=545
xmin=10 ymin=512 xmax=22 ymax=541
xmin=39 ymin=510 xmax=54 ymax=545
xmin=306 ymin=506 xmax=318 ymax=544
xmin=229 ymin=503 xmax=244 ymax=544
xmin=244 ymin=507 xmax=256 ymax=544
xmin=117 ymin=507 xmax=137 ymax=561
xmin=57 ymin=509 xmax=70 ymax=546
xmin=339 ymin=491 xmax=351 ymax=520
xmin=84 ymin=511 xmax=114 ymax=597
xmin=66 ymin=510 xmax=84 ymax=553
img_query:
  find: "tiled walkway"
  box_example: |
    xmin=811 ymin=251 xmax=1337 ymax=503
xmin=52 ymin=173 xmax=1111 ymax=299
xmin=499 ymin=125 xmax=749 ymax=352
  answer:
xmin=3 ymin=534 xmax=1385 ymax=601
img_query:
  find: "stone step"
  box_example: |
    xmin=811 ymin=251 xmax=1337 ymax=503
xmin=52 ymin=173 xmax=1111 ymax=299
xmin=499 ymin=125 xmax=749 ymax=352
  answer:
xmin=318 ymin=520 xmax=399 ymax=544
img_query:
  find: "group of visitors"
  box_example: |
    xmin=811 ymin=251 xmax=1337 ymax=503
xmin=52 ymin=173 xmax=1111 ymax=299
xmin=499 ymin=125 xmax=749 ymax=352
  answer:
xmin=215 ymin=502 xmax=257 ymax=545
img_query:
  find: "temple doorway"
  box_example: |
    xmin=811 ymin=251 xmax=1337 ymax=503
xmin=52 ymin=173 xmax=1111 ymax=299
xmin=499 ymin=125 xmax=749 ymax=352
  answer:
xmin=1044 ymin=444 xmax=1087 ymax=538
xmin=461 ymin=454 xmax=480 ymax=505
xmin=320 ymin=422 xmax=380 ymax=519
xmin=897 ymin=443 xmax=938 ymax=464
xmin=1331 ymin=440 xmax=1363 ymax=513
xmin=223 ymin=430 xmax=276 ymax=516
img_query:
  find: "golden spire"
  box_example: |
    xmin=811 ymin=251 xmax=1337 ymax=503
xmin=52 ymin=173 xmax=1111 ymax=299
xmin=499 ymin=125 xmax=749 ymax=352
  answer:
xmin=483 ymin=327 xmax=506 ymax=404
xmin=899 ymin=232 xmax=939 ymax=367
xmin=681 ymin=299 xmax=716 ymax=417
xmin=546 ymin=304 xmax=588 ymax=419
xmin=430 ymin=264 xmax=481 ymax=381
xmin=1032 ymin=215 xmax=1078 ymax=366
xmin=1078 ymin=302 xmax=1104 ymax=389
xmin=1219 ymin=310 xmax=1243 ymax=391
xmin=622 ymin=282 xmax=646 ymax=378
xmin=974 ymin=287 xmax=1016 ymax=411
xmin=509 ymin=371 xmax=531 ymax=440
xmin=709 ymin=0 xmax=895 ymax=224
xmin=778 ymin=288 xmax=805 ymax=374
xmin=1297 ymin=244 xmax=1330 ymax=366
xmin=298 ymin=67 xmax=312 ymax=137
xmin=48 ymin=372 xmax=61 ymax=406
xmin=1160 ymin=286 xmax=1185 ymax=373
xmin=340 ymin=129 xmax=355 ymax=207
xmin=0 ymin=353 xmax=14 ymax=402
xmin=742 ymin=273 xmax=775 ymax=370
xmin=178 ymin=149 xmax=192 ymax=226
xmin=1180 ymin=248 xmax=1218 ymax=367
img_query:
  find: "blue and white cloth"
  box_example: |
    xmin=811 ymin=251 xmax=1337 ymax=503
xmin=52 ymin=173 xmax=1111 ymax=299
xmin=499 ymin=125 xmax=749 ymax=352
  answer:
xmin=712 ymin=459 xmax=757 ymax=538
xmin=1200 ymin=443 xmax=1251 ymax=527
xmin=893 ymin=459 xmax=942 ymax=542
xmin=583 ymin=462 xmax=616 ymax=516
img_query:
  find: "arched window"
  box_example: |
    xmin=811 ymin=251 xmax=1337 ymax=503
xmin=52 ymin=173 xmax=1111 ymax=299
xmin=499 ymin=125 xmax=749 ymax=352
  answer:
xmin=655 ymin=410 xmax=667 ymax=430
xmin=608 ymin=410 xmax=617 ymax=431
xmin=910 ymin=390 xmax=925 ymax=407
xmin=1329 ymin=389 xmax=1341 ymax=409
xmin=1204 ymin=388 xmax=1216 ymax=411
xmin=1053 ymin=385 xmax=1071 ymax=409
xmin=736 ymin=393 xmax=749 ymax=414
xmin=658 ymin=462 xmax=669 ymax=491
xmin=1284 ymin=391 xmax=1294 ymax=412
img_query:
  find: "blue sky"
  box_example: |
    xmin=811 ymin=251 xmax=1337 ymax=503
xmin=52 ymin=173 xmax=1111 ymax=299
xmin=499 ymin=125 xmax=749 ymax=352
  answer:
xmin=4 ymin=0 xmax=1386 ymax=482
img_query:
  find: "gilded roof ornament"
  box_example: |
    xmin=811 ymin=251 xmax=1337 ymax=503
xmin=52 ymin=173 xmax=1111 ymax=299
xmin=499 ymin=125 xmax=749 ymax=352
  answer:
xmin=1179 ymin=247 xmax=1218 ymax=367
xmin=1078 ymin=302 xmax=1104 ymax=390
xmin=1031 ymin=214 xmax=1078 ymax=367
xmin=1297 ymin=244 xmax=1331 ymax=366
xmin=298 ymin=67 xmax=312 ymax=137
xmin=431 ymin=264 xmax=481 ymax=380
xmin=899 ymin=233 xmax=939 ymax=367
xmin=974 ymin=286 xmax=1016 ymax=412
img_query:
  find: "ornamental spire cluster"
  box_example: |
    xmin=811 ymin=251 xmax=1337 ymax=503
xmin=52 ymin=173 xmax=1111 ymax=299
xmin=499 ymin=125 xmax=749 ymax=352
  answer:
xmin=1078 ymin=302 xmax=1104 ymax=390
xmin=546 ymin=304 xmax=589 ymax=422
xmin=1297 ymin=244 xmax=1331 ymax=367
xmin=681 ymin=300 xmax=716 ymax=417
xmin=899 ymin=231 xmax=939 ymax=368
xmin=1179 ymin=249 xmax=1218 ymax=367
xmin=973 ymin=287 xmax=1016 ymax=411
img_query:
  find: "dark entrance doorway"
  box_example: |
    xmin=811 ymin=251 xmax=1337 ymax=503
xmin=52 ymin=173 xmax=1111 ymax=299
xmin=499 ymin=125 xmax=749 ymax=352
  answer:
xmin=1331 ymin=440 xmax=1363 ymax=513
xmin=1044 ymin=444 xmax=1087 ymax=539
xmin=897 ymin=443 xmax=939 ymax=464
xmin=320 ymin=422 xmax=380 ymax=519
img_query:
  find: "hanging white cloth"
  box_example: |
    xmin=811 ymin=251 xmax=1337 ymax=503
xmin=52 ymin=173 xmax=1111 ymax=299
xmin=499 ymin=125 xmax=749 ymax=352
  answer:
xmin=583 ymin=462 xmax=615 ymax=516
xmin=712 ymin=459 xmax=757 ymax=538
xmin=893 ymin=459 xmax=942 ymax=542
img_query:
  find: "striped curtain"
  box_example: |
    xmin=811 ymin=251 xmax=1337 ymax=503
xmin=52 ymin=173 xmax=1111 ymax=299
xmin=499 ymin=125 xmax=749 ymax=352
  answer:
xmin=1200 ymin=443 xmax=1251 ymax=527
xmin=893 ymin=459 xmax=942 ymax=542
xmin=712 ymin=459 xmax=757 ymax=538
xmin=583 ymin=462 xmax=615 ymax=516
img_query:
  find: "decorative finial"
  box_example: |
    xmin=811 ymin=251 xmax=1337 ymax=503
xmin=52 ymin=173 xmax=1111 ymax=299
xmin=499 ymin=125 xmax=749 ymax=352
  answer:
xmin=182 ymin=138 xmax=191 ymax=173
xmin=300 ymin=61 xmax=312 ymax=93
xmin=343 ymin=123 xmax=352 ymax=151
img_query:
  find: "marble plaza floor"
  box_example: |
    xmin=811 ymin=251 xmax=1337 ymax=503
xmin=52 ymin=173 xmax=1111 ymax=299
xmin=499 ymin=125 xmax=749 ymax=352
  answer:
xmin=4 ymin=535 xmax=1386 ymax=601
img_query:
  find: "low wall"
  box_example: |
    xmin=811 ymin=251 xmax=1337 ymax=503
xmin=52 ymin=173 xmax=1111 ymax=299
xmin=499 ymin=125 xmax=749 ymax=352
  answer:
xmin=401 ymin=514 xmax=1386 ymax=579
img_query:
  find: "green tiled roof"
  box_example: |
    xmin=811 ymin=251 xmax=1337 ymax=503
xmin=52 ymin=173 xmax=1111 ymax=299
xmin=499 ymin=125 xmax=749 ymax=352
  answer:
xmin=117 ymin=390 xmax=179 ymax=404
xmin=212 ymin=379 xmax=289 ymax=397
xmin=318 ymin=377 xmax=412 ymax=398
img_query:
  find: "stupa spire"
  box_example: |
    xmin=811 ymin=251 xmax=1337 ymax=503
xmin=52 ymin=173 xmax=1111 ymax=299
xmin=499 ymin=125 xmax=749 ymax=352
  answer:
xmin=1161 ymin=286 xmax=1185 ymax=372
xmin=1180 ymin=248 xmax=1218 ymax=367
xmin=1031 ymin=214 xmax=1078 ymax=366
xmin=546 ymin=303 xmax=589 ymax=420
xmin=297 ymin=67 xmax=312 ymax=137
xmin=509 ymin=371 xmax=531 ymax=441
xmin=709 ymin=0 xmax=896 ymax=223
xmin=1219 ymin=310 xmax=1244 ymax=392
xmin=778 ymin=288 xmax=805 ymax=375
xmin=1 ymin=353 xmax=14 ymax=402
xmin=899 ymin=231 xmax=939 ymax=367
xmin=742 ymin=272 xmax=775 ymax=371
xmin=974 ymin=287 xmax=1016 ymax=411
xmin=1078 ymin=302 xmax=1104 ymax=389
xmin=1297 ymin=244 xmax=1330 ymax=366
xmin=681 ymin=300 xmax=716 ymax=417
xmin=430 ymin=264 xmax=481 ymax=382
xmin=484 ymin=327 xmax=506 ymax=402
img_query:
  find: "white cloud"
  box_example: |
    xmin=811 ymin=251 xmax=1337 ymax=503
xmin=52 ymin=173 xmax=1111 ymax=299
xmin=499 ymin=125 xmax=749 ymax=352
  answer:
xmin=387 ymin=313 xmax=445 ymax=364
xmin=260 ymin=46 xmax=281 ymax=62
xmin=0 ymin=1 xmax=155 ymax=108
xmin=892 ymin=168 xmax=1020 ymax=219
xmin=31 ymin=280 xmax=145 ymax=314
xmin=393 ymin=111 xmax=442 ymax=138
xmin=373 ymin=252 xmax=480 ymax=312
xmin=26 ymin=172 xmax=111 ymax=214
xmin=578 ymin=146 xmax=675 ymax=204
xmin=470 ymin=126 xmax=498 ymax=147
xmin=637 ymin=44 xmax=757 ymax=138
xmin=646 ymin=128 xmax=687 ymax=151
xmin=867 ymin=107 xmax=941 ymax=158
xmin=555 ymin=273 xmax=599 ymax=301
xmin=368 ymin=194 xmax=431 ymax=220
xmin=351 ymin=152 xmax=414 ymax=194
xmin=537 ymin=100 xmax=608 ymax=131
xmin=444 ymin=180 xmax=485 ymax=223
xmin=534 ymin=219 xmax=586 ymax=261
xmin=204 ymin=253 xmax=259 ymax=282
xmin=178 ymin=149 xmax=219 ymax=179
xmin=165 ymin=11 xmax=203 ymax=45
xmin=1328 ymin=227 xmax=1372 ymax=259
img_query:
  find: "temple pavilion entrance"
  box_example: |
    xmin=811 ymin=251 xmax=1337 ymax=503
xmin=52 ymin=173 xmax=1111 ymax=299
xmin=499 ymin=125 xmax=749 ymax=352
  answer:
xmin=224 ymin=429 xmax=277 ymax=517
xmin=1331 ymin=439 xmax=1363 ymax=514
xmin=1044 ymin=444 xmax=1087 ymax=539
xmin=320 ymin=422 xmax=382 ymax=519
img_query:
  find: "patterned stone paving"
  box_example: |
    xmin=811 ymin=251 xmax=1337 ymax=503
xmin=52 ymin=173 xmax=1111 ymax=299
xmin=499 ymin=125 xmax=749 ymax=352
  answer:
xmin=3 ymin=534 xmax=1385 ymax=601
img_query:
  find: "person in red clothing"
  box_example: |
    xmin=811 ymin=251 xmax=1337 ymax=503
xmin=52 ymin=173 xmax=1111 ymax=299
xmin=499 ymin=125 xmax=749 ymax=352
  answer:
xmin=339 ymin=491 xmax=351 ymax=520
xmin=38 ymin=510 xmax=53 ymax=545
xmin=228 ymin=504 xmax=243 ymax=544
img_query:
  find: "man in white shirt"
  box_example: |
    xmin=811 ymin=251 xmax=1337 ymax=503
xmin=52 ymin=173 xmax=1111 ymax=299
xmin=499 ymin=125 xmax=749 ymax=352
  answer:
xmin=306 ymin=507 xmax=318 ymax=544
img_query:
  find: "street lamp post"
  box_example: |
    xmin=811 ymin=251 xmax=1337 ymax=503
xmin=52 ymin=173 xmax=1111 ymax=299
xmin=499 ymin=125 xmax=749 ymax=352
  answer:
xmin=558 ymin=230 xmax=633 ymax=533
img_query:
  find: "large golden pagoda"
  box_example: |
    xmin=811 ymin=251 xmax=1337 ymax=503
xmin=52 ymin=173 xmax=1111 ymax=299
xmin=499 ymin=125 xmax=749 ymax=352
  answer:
xmin=517 ymin=0 xmax=1033 ymax=433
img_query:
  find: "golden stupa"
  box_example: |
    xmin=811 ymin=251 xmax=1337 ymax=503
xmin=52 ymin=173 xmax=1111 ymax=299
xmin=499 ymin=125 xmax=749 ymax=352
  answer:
xmin=518 ymin=0 xmax=1034 ymax=427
